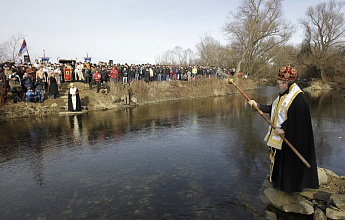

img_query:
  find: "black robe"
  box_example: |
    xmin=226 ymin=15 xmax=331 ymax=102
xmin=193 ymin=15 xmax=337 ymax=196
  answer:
xmin=260 ymin=89 xmax=319 ymax=193
xmin=68 ymin=88 xmax=82 ymax=112
xmin=49 ymin=76 xmax=59 ymax=96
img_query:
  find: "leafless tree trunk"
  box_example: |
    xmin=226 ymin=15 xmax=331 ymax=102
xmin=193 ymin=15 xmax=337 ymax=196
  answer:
xmin=299 ymin=0 xmax=345 ymax=82
xmin=195 ymin=34 xmax=223 ymax=66
xmin=223 ymin=0 xmax=293 ymax=76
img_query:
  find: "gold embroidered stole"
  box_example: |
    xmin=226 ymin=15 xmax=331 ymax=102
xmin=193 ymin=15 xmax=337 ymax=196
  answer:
xmin=264 ymin=83 xmax=302 ymax=182
xmin=264 ymin=83 xmax=302 ymax=150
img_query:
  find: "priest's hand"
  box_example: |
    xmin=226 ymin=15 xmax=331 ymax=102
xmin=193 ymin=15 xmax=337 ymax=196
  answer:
xmin=274 ymin=128 xmax=285 ymax=136
xmin=248 ymin=100 xmax=257 ymax=107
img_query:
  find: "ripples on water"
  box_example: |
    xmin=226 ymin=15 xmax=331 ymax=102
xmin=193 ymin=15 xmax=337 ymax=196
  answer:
xmin=0 ymin=87 xmax=344 ymax=219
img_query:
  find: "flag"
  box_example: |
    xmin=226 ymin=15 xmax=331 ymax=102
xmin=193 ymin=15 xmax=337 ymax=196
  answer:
xmin=18 ymin=39 xmax=28 ymax=56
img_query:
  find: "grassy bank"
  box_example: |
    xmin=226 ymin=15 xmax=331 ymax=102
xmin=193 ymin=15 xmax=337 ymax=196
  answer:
xmin=0 ymin=77 xmax=254 ymax=120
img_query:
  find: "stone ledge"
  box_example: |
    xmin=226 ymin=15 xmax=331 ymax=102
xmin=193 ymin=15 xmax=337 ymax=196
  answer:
xmin=261 ymin=168 xmax=345 ymax=219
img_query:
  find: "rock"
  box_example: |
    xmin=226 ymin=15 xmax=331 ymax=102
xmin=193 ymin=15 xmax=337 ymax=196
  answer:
xmin=50 ymin=103 xmax=58 ymax=108
xmin=318 ymin=167 xmax=339 ymax=185
xmin=111 ymin=95 xmax=121 ymax=103
xmin=326 ymin=206 xmax=345 ymax=219
xmin=265 ymin=211 xmax=277 ymax=220
xmin=262 ymin=175 xmax=273 ymax=189
xmin=300 ymin=189 xmax=332 ymax=202
xmin=131 ymin=97 xmax=138 ymax=103
xmin=331 ymin=193 xmax=345 ymax=210
xmin=263 ymin=188 xmax=314 ymax=215
xmin=313 ymin=207 xmax=327 ymax=220
xmin=261 ymin=168 xmax=345 ymax=219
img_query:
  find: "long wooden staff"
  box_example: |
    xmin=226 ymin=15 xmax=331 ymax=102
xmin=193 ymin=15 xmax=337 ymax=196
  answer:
xmin=228 ymin=79 xmax=311 ymax=168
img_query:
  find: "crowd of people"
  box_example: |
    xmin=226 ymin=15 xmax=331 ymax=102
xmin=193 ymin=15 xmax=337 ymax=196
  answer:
xmin=0 ymin=60 xmax=63 ymax=103
xmin=0 ymin=59 xmax=240 ymax=104
xmin=78 ymin=61 xmax=240 ymax=93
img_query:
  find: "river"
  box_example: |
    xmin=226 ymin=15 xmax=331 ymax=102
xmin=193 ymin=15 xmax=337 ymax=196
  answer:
xmin=0 ymin=86 xmax=344 ymax=219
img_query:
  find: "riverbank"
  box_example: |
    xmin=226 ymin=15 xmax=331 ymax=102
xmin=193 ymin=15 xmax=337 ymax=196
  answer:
xmin=0 ymin=77 xmax=254 ymax=120
xmin=262 ymin=167 xmax=345 ymax=219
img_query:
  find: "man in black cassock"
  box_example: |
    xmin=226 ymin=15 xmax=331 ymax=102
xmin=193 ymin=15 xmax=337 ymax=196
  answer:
xmin=249 ymin=66 xmax=319 ymax=193
xmin=68 ymin=83 xmax=81 ymax=112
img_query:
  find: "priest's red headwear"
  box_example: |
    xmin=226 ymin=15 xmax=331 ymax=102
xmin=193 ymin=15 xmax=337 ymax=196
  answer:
xmin=278 ymin=66 xmax=298 ymax=82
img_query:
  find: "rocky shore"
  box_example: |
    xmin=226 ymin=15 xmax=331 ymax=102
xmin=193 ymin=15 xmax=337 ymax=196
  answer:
xmin=261 ymin=167 xmax=345 ymax=220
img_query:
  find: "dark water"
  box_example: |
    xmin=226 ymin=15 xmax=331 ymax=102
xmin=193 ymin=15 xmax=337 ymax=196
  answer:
xmin=0 ymin=87 xmax=344 ymax=220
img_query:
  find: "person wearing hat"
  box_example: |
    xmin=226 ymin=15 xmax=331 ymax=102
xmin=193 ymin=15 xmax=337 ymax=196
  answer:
xmin=248 ymin=66 xmax=319 ymax=193
xmin=68 ymin=83 xmax=81 ymax=112
xmin=8 ymin=75 xmax=22 ymax=103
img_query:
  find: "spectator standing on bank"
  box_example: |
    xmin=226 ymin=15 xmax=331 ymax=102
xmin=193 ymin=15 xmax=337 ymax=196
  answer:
xmin=35 ymin=76 xmax=45 ymax=103
xmin=192 ymin=66 xmax=198 ymax=80
xmin=26 ymin=64 xmax=35 ymax=81
xmin=8 ymin=69 xmax=21 ymax=85
xmin=122 ymin=67 xmax=128 ymax=85
xmin=48 ymin=70 xmax=59 ymax=99
xmin=93 ymin=68 xmax=101 ymax=93
xmin=143 ymin=65 xmax=150 ymax=82
xmin=9 ymin=75 xmax=22 ymax=103
xmin=33 ymin=59 xmax=41 ymax=70
xmin=54 ymin=65 xmax=62 ymax=90
xmin=124 ymin=83 xmax=131 ymax=105
xmin=83 ymin=64 xmax=92 ymax=90
xmin=22 ymin=72 xmax=32 ymax=93
xmin=156 ymin=65 xmax=162 ymax=81
xmin=101 ymin=66 xmax=108 ymax=84
xmin=149 ymin=65 xmax=154 ymax=82
xmin=128 ymin=65 xmax=135 ymax=82
xmin=36 ymin=67 xmax=45 ymax=82
xmin=42 ymin=64 xmax=49 ymax=91
xmin=4 ymin=64 xmax=12 ymax=79
xmin=134 ymin=65 xmax=140 ymax=81
xmin=163 ymin=66 xmax=170 ymax=81
xmin=110 ymin=65 xmax=118 ymax=85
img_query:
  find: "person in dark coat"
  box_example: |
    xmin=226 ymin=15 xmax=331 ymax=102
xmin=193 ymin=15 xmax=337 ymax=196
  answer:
xmin=35 ymin=76 xmax=45 ymax=103
xmin=142 ymin=65 xmax=150 ymax=83
xmin=68 ymin=83 xmax=81 ymax=112
xmin=9 ymin=76 xmax=22 ymax=103
xmin=249 ymin=66 xmax=319 ymax=193
xmin=22 ymin=72 xmax=32 ymax=93
xmin=49 ymin=74 xmax=59 ymax=99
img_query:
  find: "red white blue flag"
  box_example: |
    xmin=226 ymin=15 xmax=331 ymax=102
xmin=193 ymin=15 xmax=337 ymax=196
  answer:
xmin=18 ymin=39 xmax=27 ymax=56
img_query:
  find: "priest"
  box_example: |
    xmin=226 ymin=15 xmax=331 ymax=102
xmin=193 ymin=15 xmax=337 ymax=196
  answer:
xmin=249 ymin=66 xmax=319 ymax=193
xmin=68 ymin=83 xmax=81 ymax=112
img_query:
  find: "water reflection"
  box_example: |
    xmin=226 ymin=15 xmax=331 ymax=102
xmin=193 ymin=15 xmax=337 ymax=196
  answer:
xmin=0 ymin=87 xmax=344 ymax=219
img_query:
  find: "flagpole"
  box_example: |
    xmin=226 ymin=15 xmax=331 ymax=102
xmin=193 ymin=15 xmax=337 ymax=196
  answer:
xmin=24 ymin=38 xmax=32 ymax=64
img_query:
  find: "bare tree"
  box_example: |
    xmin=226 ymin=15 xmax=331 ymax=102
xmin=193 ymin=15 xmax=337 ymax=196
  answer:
xmin=299 ymin=0 xmax=345 ymax=81
xmin=0 ymin=33 xmax=25 ymax=62
xmin=181 ymin=48 xmax=195 ymax=66
xmin=156 ymin=46 xmax=195 ymax=66
xmin=223 ymin=0 xmax=293 ymax=76
xmin=195 ymin=34 xmax=223 ymax=66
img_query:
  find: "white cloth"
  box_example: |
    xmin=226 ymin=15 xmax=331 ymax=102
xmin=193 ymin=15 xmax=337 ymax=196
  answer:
xmin=264 ymin=83 xmax=302 ymax=150
xmin=69 ymin=87 xmax=77 ymax=110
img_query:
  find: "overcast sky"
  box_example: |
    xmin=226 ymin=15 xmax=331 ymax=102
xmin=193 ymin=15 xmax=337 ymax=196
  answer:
xmin=0 ymin=0 xmax=332 ymax=64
